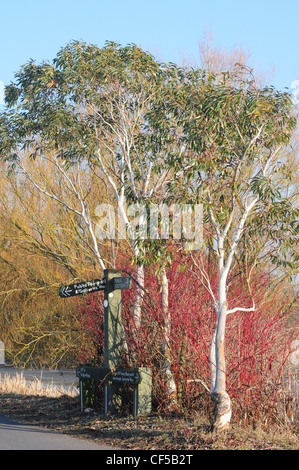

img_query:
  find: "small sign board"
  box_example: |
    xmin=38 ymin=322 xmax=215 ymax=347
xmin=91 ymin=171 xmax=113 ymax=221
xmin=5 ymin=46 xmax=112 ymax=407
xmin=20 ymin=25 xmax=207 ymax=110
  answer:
xmin=76 ymin=365 xmax=140 ymax=385
xmin=112 ymin=276 xmax=131 ymax=291
xmin=110 ymin=369 xmax=140 ymax=384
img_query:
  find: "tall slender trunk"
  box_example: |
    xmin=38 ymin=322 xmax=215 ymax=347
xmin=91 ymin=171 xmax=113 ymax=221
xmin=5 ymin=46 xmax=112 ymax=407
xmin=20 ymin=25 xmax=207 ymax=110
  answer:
xmin=210 ymin=273 xmax=232 ymax=431
xmin=118 ymin=198 xmax=145 ymax=343
xmin=210 ymin=327 xmax=217 ymax=393
xmin=132 ymin=263 xmax=144 ymax=330
xmin=160 ymin=266 xmax=177 ymax=408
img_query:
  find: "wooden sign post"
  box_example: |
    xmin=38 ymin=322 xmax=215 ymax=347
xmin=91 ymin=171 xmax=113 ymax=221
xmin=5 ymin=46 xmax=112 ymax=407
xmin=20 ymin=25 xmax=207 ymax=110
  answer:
xmin=103 ymin=269 xmax=124 ymax=413
xmin=59 ymin=269 xmax=152 ymax=416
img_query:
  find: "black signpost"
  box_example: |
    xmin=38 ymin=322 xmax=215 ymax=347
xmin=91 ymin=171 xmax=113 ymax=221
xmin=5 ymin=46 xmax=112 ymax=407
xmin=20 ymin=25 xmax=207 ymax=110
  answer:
xmin=59 ymin=269 xmax=152 ymax=416
xmin=58 ymin=274 xmax=132 ymax=299
xmin=58 ymin=278 xmax=107 ymax=298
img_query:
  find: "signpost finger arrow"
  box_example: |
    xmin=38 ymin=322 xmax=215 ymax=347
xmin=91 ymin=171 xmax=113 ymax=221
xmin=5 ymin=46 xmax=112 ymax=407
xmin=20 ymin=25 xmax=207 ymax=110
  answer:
xmin=58 ymin=274 xmax=132 ymax=298
xmin=58 ymin=278 xmax=107 ymax=298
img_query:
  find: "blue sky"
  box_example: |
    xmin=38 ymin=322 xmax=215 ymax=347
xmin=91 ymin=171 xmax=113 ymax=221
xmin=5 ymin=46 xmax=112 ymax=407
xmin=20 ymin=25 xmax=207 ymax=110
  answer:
xmin=0 ymin=0 xmax=299 ymax=103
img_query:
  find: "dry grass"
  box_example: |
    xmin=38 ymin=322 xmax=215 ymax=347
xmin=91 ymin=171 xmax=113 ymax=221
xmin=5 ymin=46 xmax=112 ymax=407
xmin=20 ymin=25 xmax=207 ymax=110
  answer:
xmin=0 ymin=372 xmax=78 ymax=397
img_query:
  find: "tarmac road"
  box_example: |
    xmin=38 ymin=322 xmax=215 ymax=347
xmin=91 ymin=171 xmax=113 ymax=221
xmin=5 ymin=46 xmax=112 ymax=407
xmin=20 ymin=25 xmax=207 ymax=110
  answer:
xmin=0 ymin=366 xmax=117 ymax=449
xmin=0 ymin=365 xmax=78 ymax=392
xmin=0 ymin=414 xmax=116 ymax=450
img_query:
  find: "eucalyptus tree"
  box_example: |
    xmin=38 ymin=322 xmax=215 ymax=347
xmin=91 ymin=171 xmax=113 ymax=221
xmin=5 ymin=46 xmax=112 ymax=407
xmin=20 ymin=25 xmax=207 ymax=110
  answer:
xmin=153 ymin=67 xmax=298 ymax=430
xmin=0 ymin=41 xmax=174 ymax=323
xmin=0 ymin=41 xmax=183 ymax=397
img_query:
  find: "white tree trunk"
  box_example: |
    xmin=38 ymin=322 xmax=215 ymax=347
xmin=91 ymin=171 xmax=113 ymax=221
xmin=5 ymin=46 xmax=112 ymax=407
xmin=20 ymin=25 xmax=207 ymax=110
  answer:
xmin=207 ymin=189 xmax=260 ymax=431
xmin=210 ymin=265 xmax=232 ymax=431
xmin=117 ymin=198 xmax=146 ymax=331
xmin=132 ymin=263 xmax=144 ymax=330
xmin=210 ymin=327 xmax=217 ymax=393
xmin=160 ymin=267 xmax=177 ymax=408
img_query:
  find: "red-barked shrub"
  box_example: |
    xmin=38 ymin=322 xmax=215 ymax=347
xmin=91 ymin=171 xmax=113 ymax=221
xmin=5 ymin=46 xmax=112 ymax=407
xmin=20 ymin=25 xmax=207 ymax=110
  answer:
xmin=75 ymin=252 xmax=297 ymax=425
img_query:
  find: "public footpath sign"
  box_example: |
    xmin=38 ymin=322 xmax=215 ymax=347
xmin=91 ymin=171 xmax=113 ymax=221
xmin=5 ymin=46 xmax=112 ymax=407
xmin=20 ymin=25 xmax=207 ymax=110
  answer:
xmin=58 ymin=274 xmax=131 ymax=298
xmin=58 ymin=278 xmax=107 ymax=298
